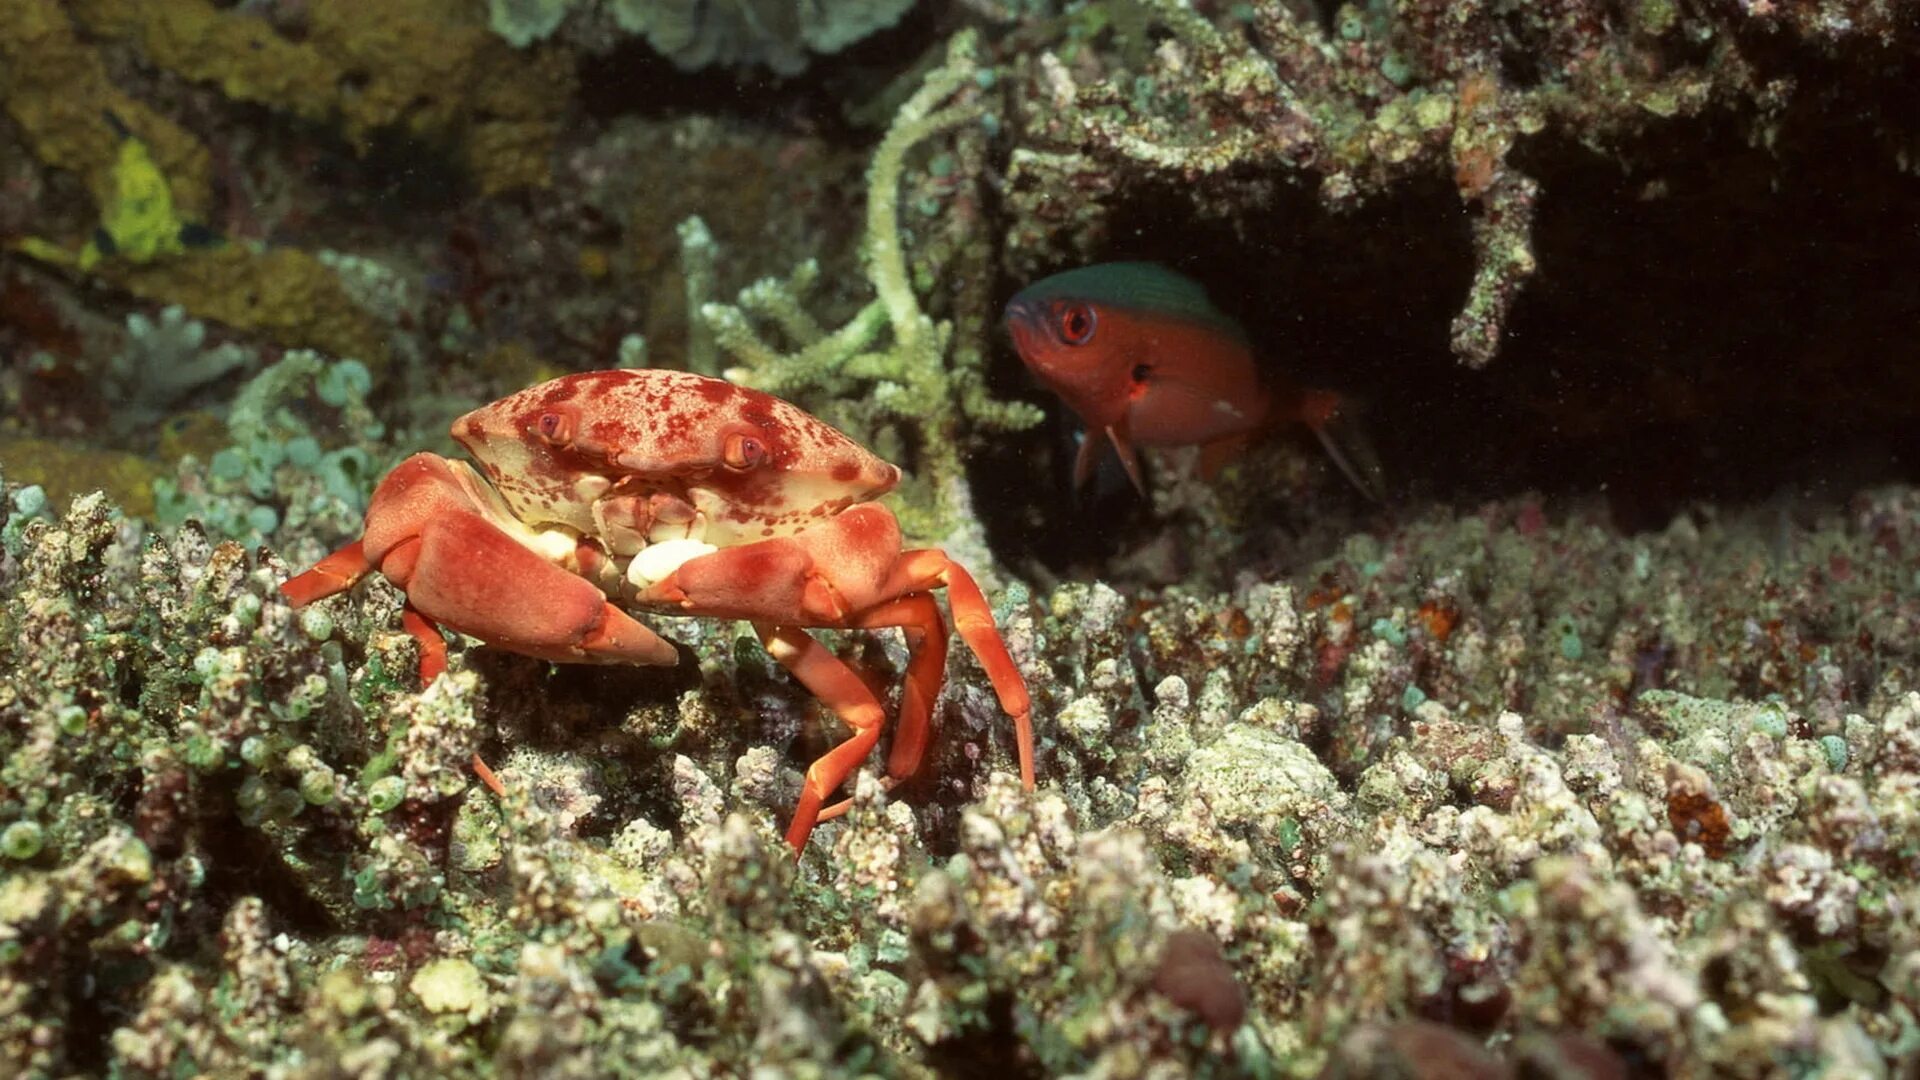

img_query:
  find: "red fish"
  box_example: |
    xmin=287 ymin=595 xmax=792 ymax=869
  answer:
xmin=1005 ymin=262 xmax=1382 ymax=499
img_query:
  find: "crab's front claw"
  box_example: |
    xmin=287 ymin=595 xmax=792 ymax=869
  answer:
xmin=638 ymin=504 xmax=904 ymax=624
xmin=283 ymin=453 xmax=678 ymax=684
xmin=391 ymin=505 xmax=678 ymax=672
xmin=641 ymin=537 xmax=824 ymax=619
xmin=641 ymin=539 xmax=859 ymax=626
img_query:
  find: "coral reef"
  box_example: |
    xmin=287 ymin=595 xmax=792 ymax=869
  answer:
xmin=0 ymin=0 xmax=213 ymax=224
xmin=489 ymin=0 xmax=918 ymax=74
xmin=101 ymin=306 xmax=253 ymax=435
xmin=997 ymin=0 xmax=1919 ymax=368
xmin=2 ymin=0 xmax=566 ymax=383
xmin=67 ymin=0 xmax=576 ymax=188
xmin=3 ymin=0 xmax=1920 ymax=1074
xmin=150 ymin=349 xmax=385 ymax=551
xmin=93 ymin=247 xmax=396 ymax=375
xmin=8 ymin=454 xmax=1920 ymax=1073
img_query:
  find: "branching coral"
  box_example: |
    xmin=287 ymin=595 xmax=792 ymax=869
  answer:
xmin=700 ymin=31 xmax=1044 ymax=540
xmin=102 ymin=305 xmax=254 ymax=434
xmin=153 ymin=350 xmax=385 ymax=549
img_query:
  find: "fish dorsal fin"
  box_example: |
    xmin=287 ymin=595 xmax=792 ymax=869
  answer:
xmin=1014 ymin=263 xmax=1248 ymax=345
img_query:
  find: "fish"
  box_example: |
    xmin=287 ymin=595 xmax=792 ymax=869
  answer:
xmin=1003 ymin=262 xmax=1384 ymax=500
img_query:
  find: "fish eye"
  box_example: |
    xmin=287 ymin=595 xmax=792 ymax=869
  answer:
xmin=535 ymin=409 xmax=575 ymax=446
xmin=723 ymin=432 xmax=767 ymax=470
xmin=1056 ymin=302 xmax=1096 ymax=346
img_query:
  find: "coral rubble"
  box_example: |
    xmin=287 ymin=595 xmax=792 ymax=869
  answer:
xmin=6 ymin=461 xmax=1920 ymax=1074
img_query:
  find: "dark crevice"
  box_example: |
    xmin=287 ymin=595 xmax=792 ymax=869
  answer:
xmin=923 ymin=991 xmax=1045 ymax=1080
xmin=977 ymin=103 xmax=1920 ymax=579
xmin=196 ymin=781 xmax=340 ymax=938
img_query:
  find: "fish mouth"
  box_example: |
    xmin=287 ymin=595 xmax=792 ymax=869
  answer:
xmin=1001 ymin=298 xmax=1051 ymax=358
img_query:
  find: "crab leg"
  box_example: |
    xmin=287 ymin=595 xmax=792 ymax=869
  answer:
xmin=400 ymin=604 xmax=450 ymax=683
xmin=280 ymin=540 xmax=372 ymax=606
xmin=878 ymin=551 xmax=1035 ymax=788
xmin=854 ymin=593 xmax=949 ymax=784
xmin=816 ymin=593 xmax=950 ymax=825
xmin=756 ymin=622 xmax=889 ymax=852
xmin=281 ymin=454 xmax=680 ymax=685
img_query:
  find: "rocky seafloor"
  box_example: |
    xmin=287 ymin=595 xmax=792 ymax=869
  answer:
xmin=6 ymin=460 xmax=1920 ymax=1076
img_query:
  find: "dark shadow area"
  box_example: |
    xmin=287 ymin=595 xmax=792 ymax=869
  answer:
xmin=1496 ymin=115 xmax=1920 ymax=524
xmin=922 ymin=989 xmax=1047 ymax=1080
xmin=195 ymin=785 xmax=342 ymax=938
xmin=310 ymin=126 xmax=475 ymax=221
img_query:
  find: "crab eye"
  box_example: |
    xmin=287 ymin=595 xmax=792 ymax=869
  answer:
xmin=723 ymin=432 xmax=767 ymax=470
xmin=1057 ymin=302 xmax=1096 ymax=346
xmin=535 ymin=410 xmax=575 ymax=446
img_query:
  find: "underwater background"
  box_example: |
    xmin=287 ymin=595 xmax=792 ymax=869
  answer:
xmin=4 ymin=0 xmax=1920 ymax=1075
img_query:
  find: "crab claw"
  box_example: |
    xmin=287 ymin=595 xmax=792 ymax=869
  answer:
xmin=281 ymin=453 xmax=678 ymax=682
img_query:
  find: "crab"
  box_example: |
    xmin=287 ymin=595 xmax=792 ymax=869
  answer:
xmin=279 ymin=369 xmax=1033 ymax=852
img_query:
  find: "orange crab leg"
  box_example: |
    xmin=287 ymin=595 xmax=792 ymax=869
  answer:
xmin=756 ymin=622 xmax=887 ymax=852
xmin=814 ymin=593 xmax=950 ymax=825
xmin=852 ymin=593 xmax=949 ymax=783
xmin=470 ymin=752 xmax=507 ymax=796
xmin=878 ymin=551 xmax=1034 ymax=788
xmin=399 ymin=599 xmax=511 ymax=799
xmin=400 ymin=603 xmax=450 ymax=684
xmin=280 ymin=540 xmax=372 ymax=607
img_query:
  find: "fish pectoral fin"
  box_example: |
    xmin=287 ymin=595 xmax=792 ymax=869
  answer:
xmin=1106 ymin=424 xmax=1147 ymax=495
xmin=1069 ymin=422 xmax=1149 ymax=496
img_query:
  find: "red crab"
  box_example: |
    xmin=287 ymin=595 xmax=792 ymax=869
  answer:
xmin=281 ymin=369 xmax=1034 ymax=851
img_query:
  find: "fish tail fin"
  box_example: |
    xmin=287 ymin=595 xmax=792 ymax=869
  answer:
xmin=1301 ymin=390 xmax=1387 ymax=503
